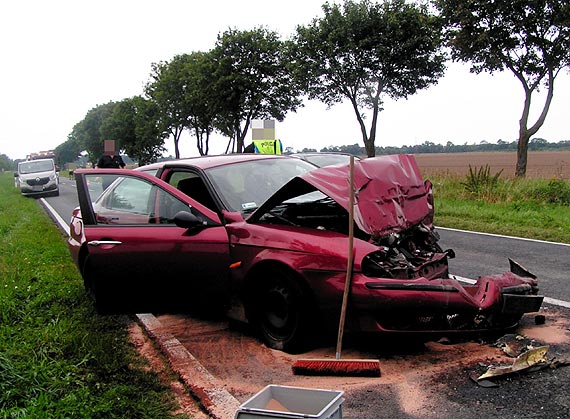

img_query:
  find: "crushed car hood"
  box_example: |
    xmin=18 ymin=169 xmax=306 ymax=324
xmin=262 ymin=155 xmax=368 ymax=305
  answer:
xmin=249 ymin=154 xmax=433 ymax=238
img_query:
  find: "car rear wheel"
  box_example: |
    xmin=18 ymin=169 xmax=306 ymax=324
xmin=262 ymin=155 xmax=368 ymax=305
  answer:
xmin=251 ymin=268 xmax=311 ymax=353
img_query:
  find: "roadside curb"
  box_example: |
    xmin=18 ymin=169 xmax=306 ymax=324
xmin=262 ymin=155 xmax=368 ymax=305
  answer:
xmin=136 ymin=313 xmax=241 ymax=419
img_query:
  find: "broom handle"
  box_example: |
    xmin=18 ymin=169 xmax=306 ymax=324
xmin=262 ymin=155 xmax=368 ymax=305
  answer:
xmin=336 ymin=156 xmax=355 ymax=360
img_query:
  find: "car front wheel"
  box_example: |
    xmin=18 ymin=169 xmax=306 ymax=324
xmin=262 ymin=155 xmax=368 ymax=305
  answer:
xmin=251 ymin=269 xmax=311 ymax=353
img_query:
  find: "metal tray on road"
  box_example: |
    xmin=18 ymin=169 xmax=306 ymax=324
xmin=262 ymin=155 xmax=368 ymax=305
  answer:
xmin=235 ymin=384 xmax=344 ymax=419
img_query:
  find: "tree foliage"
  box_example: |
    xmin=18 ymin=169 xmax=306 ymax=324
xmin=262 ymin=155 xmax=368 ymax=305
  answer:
xmin=316 ymin=137 xmax=570 ymax=156
xmin=435 ymin=0 xmax=570 ymax=177
xmin=179 ymin=52 xmax=218 ymax=156
xmin=0 ymin=154 xmax=14 ymax=171
xmin=210 ymin=28 xmax=303 ymax=153
xmin=100 ymin=96 xmax=166 ymax=165
xmin=292 ymin=0 xmax=446 ymax=157
xmin=71 ymin=102 xmax=117 ymax=165
xmin=146 ymin=56 xmax=192 ymax=159
xmin=54 ymin=137 xmax=82 ymax=168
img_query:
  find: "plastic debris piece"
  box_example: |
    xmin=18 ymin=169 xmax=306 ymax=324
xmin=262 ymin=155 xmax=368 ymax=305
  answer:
xmin=477 ymin=346 xmax=549 ymax=381
xmin=470 ymin=372 xmax=499 ymax=388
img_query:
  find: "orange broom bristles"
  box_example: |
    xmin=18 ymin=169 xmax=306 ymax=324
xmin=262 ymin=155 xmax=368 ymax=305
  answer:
xmin=292 ymin=359 xmax=381 ymax=377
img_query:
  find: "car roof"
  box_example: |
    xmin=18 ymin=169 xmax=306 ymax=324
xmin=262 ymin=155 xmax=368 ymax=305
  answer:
xmin=290 ymin=152 xmax=360 ymax=158
xmin=19 ymin=158 xmax=54 ymax=164
xmin=136 ymin=153 xmax=290 ymax=172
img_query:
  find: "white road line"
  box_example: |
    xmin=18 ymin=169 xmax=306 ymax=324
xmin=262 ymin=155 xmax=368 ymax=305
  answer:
xmin=39 ymin=198 xmax=70 ymax=236
xmin=437 ymin=226 xmax=570 ymax=247
xmin=543 ymin=297 xmax=570 ymax=309
xmin=452 ymin=275 xmax=477 ymax=284
xmin=452 ymin=275 xmax=570 ymax=309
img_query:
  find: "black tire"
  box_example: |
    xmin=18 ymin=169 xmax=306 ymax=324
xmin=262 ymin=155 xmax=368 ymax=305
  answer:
xmin=250 ymin=268 xmax=311 ymax=353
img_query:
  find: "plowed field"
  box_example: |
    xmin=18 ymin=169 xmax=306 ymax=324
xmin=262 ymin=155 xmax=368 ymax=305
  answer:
xmin=413 ymin=151 xmax=570 ymax=179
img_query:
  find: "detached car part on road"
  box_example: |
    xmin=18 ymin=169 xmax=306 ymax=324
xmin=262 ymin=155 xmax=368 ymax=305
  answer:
xmin=68 ymin=154 xmax=543 ymax=352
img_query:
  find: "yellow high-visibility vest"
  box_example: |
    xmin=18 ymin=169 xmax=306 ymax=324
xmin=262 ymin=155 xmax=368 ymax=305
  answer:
xmin=252 ymin=139 xmax=283 ymax=155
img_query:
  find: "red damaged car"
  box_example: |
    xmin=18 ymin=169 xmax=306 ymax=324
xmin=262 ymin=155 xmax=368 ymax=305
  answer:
xmin=68 ymin=154 xmax=543 ymax=352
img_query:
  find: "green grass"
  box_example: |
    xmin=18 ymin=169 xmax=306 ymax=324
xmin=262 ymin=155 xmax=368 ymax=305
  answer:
xmin=0 ymin=173 xmax=188 ymax=419
xmin=430 ymin=173 xmax=570 ymax=244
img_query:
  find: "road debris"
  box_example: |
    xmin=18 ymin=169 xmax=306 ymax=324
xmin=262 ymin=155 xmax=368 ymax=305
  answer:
xmin=495 ymin=333 xmax=539 ymax=357
xmin=471 ymin=331 xmax=570 ymax=387
xmin=477 ymin=345 xmax=550 ymax=381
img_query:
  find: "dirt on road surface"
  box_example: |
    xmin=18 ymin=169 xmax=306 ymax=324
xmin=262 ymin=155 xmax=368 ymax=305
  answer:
xmin=137 ymin=306 xmax=570 ymax=419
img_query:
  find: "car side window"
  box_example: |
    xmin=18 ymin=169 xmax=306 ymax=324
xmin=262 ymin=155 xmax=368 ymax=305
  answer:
xmin=167 ymin=171 xmax=218 ymax=212
xmin=106 ymin=177 xmax=152 ymax=213
xmin=154 ymin=189 xmax=194 ymax=224
xmin=87 ymin=174 xmax=192 ymax=225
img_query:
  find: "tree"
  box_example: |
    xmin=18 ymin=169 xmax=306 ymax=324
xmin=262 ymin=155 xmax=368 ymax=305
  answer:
xmin=146 ymin=56 xmax=192 ymax=159
xmin=210 ymin=28 xmax=303 ymax=153
xmin=435 ymin=0 xmax=570 ymax=177
xmin=72 ymin=102 xmax=117 ymax=165
xmin=180 ymin=52 xmax=218 ymax=156
xmin=146 ymin=52 xmax=219 ymax=157
xmin=0 ymin=153 xmax=14 ymax=171
xmin=54 ymin=137 xmax=81 ymax=168
xmin=101 ymin=96 xmax=166 ymax=165
xmin=292 ymin=0 xmax=446 ymax=157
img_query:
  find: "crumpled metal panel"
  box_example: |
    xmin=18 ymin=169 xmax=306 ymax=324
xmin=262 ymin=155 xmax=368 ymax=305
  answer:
xmin=298 ymin=154 xmax=431 ymax=237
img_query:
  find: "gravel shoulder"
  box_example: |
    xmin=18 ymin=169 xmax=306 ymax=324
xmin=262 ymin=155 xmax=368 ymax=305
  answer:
xmin=137 ymin=306 xmax=570 ymax=419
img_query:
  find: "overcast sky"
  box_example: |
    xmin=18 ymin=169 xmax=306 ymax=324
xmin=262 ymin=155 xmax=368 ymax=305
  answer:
xmin=1 ymin=0 xmax=568 ymax=160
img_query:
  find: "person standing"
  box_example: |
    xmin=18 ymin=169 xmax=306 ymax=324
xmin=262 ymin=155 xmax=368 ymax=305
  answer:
xmin=245 ymin=139 xmax=283 ymax=154
xmin=97 ymin=141 xmax=126 ymax=190
xmin=97 ymin=152 xmax=126 ymax=169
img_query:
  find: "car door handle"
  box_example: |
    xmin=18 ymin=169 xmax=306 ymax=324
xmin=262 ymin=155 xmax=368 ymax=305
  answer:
xmin=87 ymin=240 xmax=123 ymax=246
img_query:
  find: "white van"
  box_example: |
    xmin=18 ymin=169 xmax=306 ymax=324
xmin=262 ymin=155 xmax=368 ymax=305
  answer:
xmin=16 ymin=158 xmax=59 ymax=197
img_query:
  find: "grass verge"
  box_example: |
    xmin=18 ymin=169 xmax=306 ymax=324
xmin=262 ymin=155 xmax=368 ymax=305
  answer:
xmin=0 ymin=172 xmax=187 ymax=418
xmin=430 ymin=173 xmax=570 ymax=244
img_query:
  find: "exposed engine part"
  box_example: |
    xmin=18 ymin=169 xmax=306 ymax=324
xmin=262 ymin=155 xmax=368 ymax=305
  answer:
xmin=362 ymin=223 xmax=450 ymax=279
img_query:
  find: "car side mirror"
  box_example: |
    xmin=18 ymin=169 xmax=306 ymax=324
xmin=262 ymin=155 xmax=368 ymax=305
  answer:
xmin=174 ymin=211 xmax=208 ymax=230
xmin=14 ymin=172 xmax=18 ymax=177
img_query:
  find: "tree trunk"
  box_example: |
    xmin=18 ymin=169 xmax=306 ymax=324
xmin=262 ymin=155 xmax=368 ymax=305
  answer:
xmin=513 ymin=69 xmax=554 ymax=178
xmin=171 ymin=126 xmax=182 ymax=159
xmin=173 ymin=138 xmax=180 ymax=159
xmin=363 ymin=138 xmax=375 ymax=157
xmin=347 ymin=97 xmax=375 ymax=157
xmin=515 ymin=130 xmax=531 ymax=178
xmin=366 ymin=94 xmax=381 ymax=158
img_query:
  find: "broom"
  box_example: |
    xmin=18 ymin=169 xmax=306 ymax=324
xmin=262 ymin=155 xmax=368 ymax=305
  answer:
xmin=292 ymin=156 xmax=381 ymax=377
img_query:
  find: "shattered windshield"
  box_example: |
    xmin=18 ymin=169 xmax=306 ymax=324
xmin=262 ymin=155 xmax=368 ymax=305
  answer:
xmin=205 ymin=158 xmax=316 ymax=213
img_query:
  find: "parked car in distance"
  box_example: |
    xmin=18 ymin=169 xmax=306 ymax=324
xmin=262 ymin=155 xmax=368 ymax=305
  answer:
xmin=16 ymin=158 xmax=59 ymax=197
xmin=68 ymin=154 xmax=543 ymax=352
xmin=290 ymin=152 xmax=360 ymax=167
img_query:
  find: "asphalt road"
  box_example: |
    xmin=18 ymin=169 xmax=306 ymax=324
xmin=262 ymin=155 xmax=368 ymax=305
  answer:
xmin=42 ymin=176 xmax=570 ymax=308
xmin=439 ymin=227 xmax=570 ymax=304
